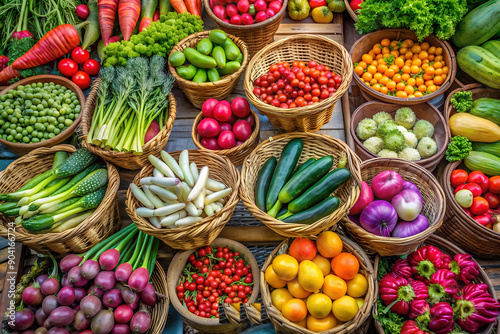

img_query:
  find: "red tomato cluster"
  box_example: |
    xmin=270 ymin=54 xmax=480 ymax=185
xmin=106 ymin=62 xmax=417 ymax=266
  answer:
xmin=58 ymin=47 xmax=100 ymax=90
xmin=252 ymin=60 xmax=342 ymax=108
xmin=177 ymin=246 xmax=254 ymax=319
xmin=451 ymin=169 xmax=500 ymax=228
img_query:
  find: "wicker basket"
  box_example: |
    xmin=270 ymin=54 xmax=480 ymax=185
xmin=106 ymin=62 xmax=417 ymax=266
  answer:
xmin=350 ymin=29 xmax=456 ymax=106
xmin=0 ymin=145 xmax=120 ymax=254
xmin=373 ymin=235 xmax=497 ymax=334
xmin=243 ymin=35 xmax=353 ymax=132
xmin=167 ymin=238 xmax=260 ymax=333
xmin=191 ymin=107 xmax=260 ymax=167
xmin=126 ymin=150 xmax=240 ymax=250
xmin=350 ymin=101 xmax=449 ymax=172
xmin=0 ymin=75 xmax=85 ymax=156
xmin=341 ymin=158 xmax=445 ymax=256
xmin=244 ymin=303 xmax=261 ymax=325
xmin=223 ymin=303 xmax=240 ymax=325
xmin=80 ymin=78 xmax=177 ymax=170
xmin=261 ymin=234 xmax=377 ymax=334
xmin=240 ymin=132 xmax=362 ymax=238
xmin=147 ymin=260 xmax=170 ymax=334
xmin=343 ymin=0 xmax=357 ymax=21
xmin=168 ymin=31 xmax=249 ymax=109
xmin=203 ymin=0 xmax=288 ymax=57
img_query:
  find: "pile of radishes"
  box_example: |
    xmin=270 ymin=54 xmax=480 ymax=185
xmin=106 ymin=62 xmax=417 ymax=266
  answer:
xmin=197 ymin=97 xmax=256 ymax=150
xmin=210 ymin=0 xmax=283 ymax=25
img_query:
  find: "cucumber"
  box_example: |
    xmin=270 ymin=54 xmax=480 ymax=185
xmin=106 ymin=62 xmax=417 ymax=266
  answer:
xmin=196 ymin=38 xmax=213 ymax=56
xmin=209 ymin=29 xmax=228 ymax=44
xmin=278 ymin=156 xmax=333 ymax=204
xmin=288 ymin=168 xmax=351 ymax=214
xmin=471 ymin=140 xmax=500 ymax=157
xmin=55 ymin=148 xmax=98 ymax=178
xmin=295 ymin=158 xmax=315 ymax=174
xmin=169 ymin=51 xmax=186 ymax=67
xmin=222 ymin=38 xmax=241 ymax=61
xmin=212 ymin=46 xmax=226 ymax=69
xmin=482 ymin=40 xmax=500 ymax=55
xmin=281 ymin=197 xmax=340 ymax=224
xmin=266 ymin=139 xmax=303 ymax=211
xmin=457 ymin=46 xmax=500 ymax=89
xmin=464 ymin=151 xmax=500 ymax=176
xmin=217 ymin=61 xmax=241 ymax=76
xmin=470 ymin=97 xmax=500 ymax=126
xmin=193 ymin=68 xmax=208 ymax=83
xmin=207 ymin=68 xmax=221 ymax=82
xmin=255 ymin=156 xmax=277 ymax=211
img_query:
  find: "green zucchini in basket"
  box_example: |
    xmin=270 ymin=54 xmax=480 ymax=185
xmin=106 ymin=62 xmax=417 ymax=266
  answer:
xmin=295 ymin=158 xmax=316 ymax=174
xmin=464 ymin=151 xmax=500 ymax=176
xmin=54 ymin=148 xmax=98 ymax=178
xmin=471 ymin=140 xmax=500 ymax=158
xmin=255 ymin=156 xmax=277 ymax=211
xmin=280 ymin=197 xmax=340 ymax=224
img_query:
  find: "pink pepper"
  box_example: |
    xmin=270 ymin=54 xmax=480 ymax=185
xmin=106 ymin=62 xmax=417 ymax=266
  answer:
xmin=454 ymin=283 xmax=500 ymax=333
xmin=408 ymin=245 xmax=445 ymax=283
xmin=379 ymin=273 xmax=428 ymax=316
xmin=400 ymin=320 xmax=429 ymax=334
xmin=445 ymin=253 xmax=480 ymax=284
xmin=409 ymin=299 xmax=430 ymax=320
xmin=428 ymin=302 xmax=455 ymax=334
xmin=391 ymin=258 xmax=412 ymax=279
xmin=428 ymin=269 xmax=459 ymax=305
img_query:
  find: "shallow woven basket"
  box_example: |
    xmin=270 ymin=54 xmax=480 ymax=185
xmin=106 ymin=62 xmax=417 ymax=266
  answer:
xmin=240 ymin=132 xmax=362 ymax=238
xmin=343 ymin=0 xmax=358 ymax=21
xmin=191 ymin=107 xmax=260 ymax=167
xmin=341 ymin=158 xmax=445 ymax=256
xmin=203 ymin=0 xmax=288 ymax=57
xmin=0 ymin=75 xmax=85 ymax=156
xmin=147 ymin=260 xmax=170 ymax=334
xmin=80 ymin=78 xmax=177 ymax=170
xmin=0 ymin=145 xmax=120 ymax=254
xmin=243 ymin=35 xmax=353 ymax=132
xmin=373 ymin=235 xmax=497 ymax=334
xmin=167 ymin=238 xmax=260 ymax=333
xmin=223 ymin=303 xmax=240 ymax=326
xmin=261 ymin=234 xmax=377 ymax=334
xmin=244 ymin=303 xmax=261 ymax=325
xmin=350 ymin=101 xmax=449 ymax=172
xmin=126 ymin=150 xmax=240 ymax=250
xmin=350 ymin=29 xmax=456 ymax=106
xmin=168 ymin=31 xmax=249 ymax=109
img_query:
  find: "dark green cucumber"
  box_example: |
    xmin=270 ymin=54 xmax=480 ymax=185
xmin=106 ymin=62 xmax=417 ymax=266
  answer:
xmin=279 ymin=156 xmax=333 ymax=204
xmin=55 ymin=148 xmax=98 ymax=178
xmin=281 ymin=197 xmax=340 ymax=224
xmin=22 ymin=214 xmax=54 ymax=231
xmin=266 ymin=138 xmax=303 ymax=211
xmin=471 ymin=140 xmax=500 ymax=157
xmin=255 ymin=157 xmax=277 ymax=211
xmin=295 ymin=158 xmax=315 ymax=174
xmin=277 ymin=205 xmax=288 ymax=218
xmin=288 ymin=168 xmax=351 ymax=213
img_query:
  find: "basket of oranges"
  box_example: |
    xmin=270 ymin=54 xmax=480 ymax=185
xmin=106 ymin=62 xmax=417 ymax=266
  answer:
xmin=350 ymin=29 xmax=456 ymax=105
xmin=260 ymin=231 xmax=377 ymax=334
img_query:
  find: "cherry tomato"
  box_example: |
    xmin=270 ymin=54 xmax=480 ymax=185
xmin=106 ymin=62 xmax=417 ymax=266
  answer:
xmin=468 ymin=171 xmax=489 ymax=194
xmin=82 ymin=59 xmax=100 ymax=76
xmin=451 ymin=169 xmax=468 ymax=188
xmin=72 ymin=71 xmax=91 ymax=90
xmin=470 ymin=197 xmax=489 ymax=215
xmin=58 ymin=59 xmax=78 ymax=77
xmin=308 ymin=61 xmax=317 ymax=68
xmin=489 ymin=176 xmax=500 ymax=194
xmin=464 ymin=183 xmax=482 ymax=197
xmin=333 ymin=74 xmax=342 ymax=84
xmin=71 ymin=47 xmax=90 ymax=64
xmin=474 ymin=213 xmax=493 ymax=227
xmin=484 ymin=192 xmax=500 ymax=209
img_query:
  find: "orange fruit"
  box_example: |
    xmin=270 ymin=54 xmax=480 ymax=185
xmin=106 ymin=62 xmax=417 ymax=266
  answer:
xmin=294 ymin=318 xmax=307 ymax=328
xmin=379 ymin=76 xmax=390 ymax=86
xmin=380 ymin=86 xmax=389 ymax=94
xmin=405 ymin=51 xmax=414 ymax=59
xmin=420 ymin=42 xmax=430 ymax=51
xmin=414 ymin=91 xmax=423 ymax=97
xmin=282 ymin=299 xmax=308 ymax=322
xmin=412 ymin=58 xmax=422 ymax=67
xmin=434 ymin=75 xmax=444 ymax=85
xmin=386 ymin=81 xmax=396 ymax=91
xmin=287 ymin=278 xmax=312 ymax=299
xmin=272 ymin=254 xmax=299 ymax=281
xmin=411 ymin=44 xmax=421 ymax=53
xmin=361 ymin=54 xmax=373 ymax=64
xmin=403 ymin=39 xmax=414 ymax=47
xmin=306 ymin=313 xmax=338 ymax=332
xmin=428 ymin=46 xmax=436 ymax=54
xmin=384 ymin=69 xmax=395 ymax=78
xmin=362 ymin=72 xmax=372 ymax=82
xmin=316 ymin=231 xmax=343 ymax=258
xmin=407 ymin=77 xmax=416 ymax=86
xmin=396 ymin=91 xmax=408 ymax=98
xmin=354 ymin=66 xmax=364 ymax=76
xmin=410 ymin=66 xmax=420 ymax=74
xmin=377 ymin=64 xmax=388 ymax=73
xmin=402 ymin=65 xmax=411 ymax=74
xmin=271 ymin=288 xmax=293 ymax=311
xmin=419 ymin=51 xmax=428 ymax=60
xmin=435 ymin=47 xmax=443 ymax=55
xmin=358 ymin=61 xmax=367 ymax=69
xmin=312 ymin=254 xmax=332 ymax=276
xmin=331 ymin=253 xmax=359 ymax=280
xmin=322 ymin=274 xmax=347 ymax=300
xmin=265 ymin=265 xmax=287 ymax=288
xmin=381 ymin=38 xmax=390 ymax=47
xmin=393 ymin=73 xmax=402 ymax=83
xmin=382 ymin=47 xmax=391 ymax=55
xmin=401 ymin=73 xmax=411 ymax=82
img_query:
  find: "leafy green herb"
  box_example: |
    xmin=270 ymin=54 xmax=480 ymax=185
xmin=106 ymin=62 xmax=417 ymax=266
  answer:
xmin=450 ymin=91 xmax=473 ymax=113
xmin=7 ymin=37 xmax=47 ymax=82
xmin=375 ymin=295 xmax=405 ymax=334
xmin=445 ymin=135 xmax=472 ymax=162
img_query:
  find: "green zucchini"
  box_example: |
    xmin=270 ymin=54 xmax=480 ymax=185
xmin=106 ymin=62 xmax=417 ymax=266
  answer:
xmin=255 ymin=156 xmax=277 ymax=211
xmin=295 ymin=158 xmax=315 ymax=174
xmin=277 ymin=205 xmax=288 ymax=218
xmin=278 ymin=156 xmax=334 ymax=204
xmin=464 ymin=151 xmax=500 ymax=176
xmin=281 ymin=197 xmax=340 ymax=224
xmin=482 ymin=40 xmax=500 ymax=55
xmin=196 ymin=38 xmax=213 ymax=56
xmin=266 ymin=139 xmax=303 ymax=211
xmin=471 ymin=140 xmax=500 ymax=157
xmin=55 ymin=148 xmax=98 ymax=178
xmin=457 ymin=46 xmax=500 ymax=89
xmin=470 ymin=97 xmax=500 ymax=126
xmin=288 ymin=168 xmax=351 ymax=214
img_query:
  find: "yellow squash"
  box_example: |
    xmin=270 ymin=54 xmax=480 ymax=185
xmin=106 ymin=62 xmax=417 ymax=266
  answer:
xmin=449 ymin=113 xmax=500 ymax=142
xmin=298 ymin=260 xmax=324 ymax=292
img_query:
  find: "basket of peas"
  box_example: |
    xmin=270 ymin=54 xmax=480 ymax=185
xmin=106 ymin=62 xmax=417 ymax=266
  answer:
xmin=0 ymin=75 xmax=85 ymax=156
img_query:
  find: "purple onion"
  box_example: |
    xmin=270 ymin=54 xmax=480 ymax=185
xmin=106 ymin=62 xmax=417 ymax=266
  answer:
xmin=140 ymin=283 xmax=156 ymax=306
xmin=35 ymin=308 xmax=48 ymax=327
xmin=348 ymin=215 xmax=361 ymax=226
xmin=9 ymin=308 xmax=35 ymax=330
xmin=99 ymin=249 xmax=120 ymax=270
xmin=392 ymin=215 xmax=430 ymax=238
xmin=114 ymin=305 xmax=133 ymax=324
xmin=60 ymin=275 xmax=71 ymax=288
xmin=80 ymin=295 xmax=102 ymax=318
xmin=103 ymin=289 xmax=123 ymax=308
xmin=22 ymin=284 xmax=44 ymax=306
xmin=59 ymin=255 xmax=82 ymax=273
xmin=73 ymin=287 xmax=86 ymax=303
xmin=41 ymin=278 xmax=60 ymax=295
xmin=88 ymin=285 xmax=104 ymax=299
xmin=35 ymin=275 xmax=49 ymax=285
xmin=47 ymin=306 xmax=75 ymax=327
xmin=94 ymin=271 xmax=116 ymax=291
xmin=46 ymin=328 xmax=68 ymax=334
xmin=81 ymin=260 xmax=100 ymax=280
xmin=42 ymin=295 xmax=59 ymax=315
xmin=57 ymin=287 xmax=75 ymax=306
xmin=391 ymin=189 xmax=423 ymax=222
xmin=67 ymin=267 xmax=89 ymax=287
xmin=72 ymin=305 xmax=80 ymax=313
xmin=111 ymin=324 xmax=131 ymax=334
xmin=128 ymin=268 xmax=149 ymax=292
xmin=360 ymin=200 xmax=398 ymax=237
xmin=130 ymin=311 xmax=151 ymax=334
xmin=402 ymin=180 xmax=420 ymax=194
xmin=121 ymin=288 xmax=138 ymax=305
xmin=114 ymin=263 xmax=133 ymax=283
xmin=73 ymin=310 xmax=91 ymax=331
xmin=91 ymin=310 xmax=115 ymax=334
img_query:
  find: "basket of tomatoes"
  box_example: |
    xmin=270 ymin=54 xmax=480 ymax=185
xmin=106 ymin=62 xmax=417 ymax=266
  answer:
xmin=261 ymin=231 xmax=376 ymax=334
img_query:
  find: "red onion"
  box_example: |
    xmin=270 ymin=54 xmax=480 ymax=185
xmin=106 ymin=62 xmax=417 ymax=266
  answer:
xmin=35 ymin=308 xmax=48 ymax=327
xmin=391 ymin=189 xmax=423 ymax=221
xmin=22 ymin=283 xmax=43 ymax=306
xmin=114 ymin=305 xmax=133 ymax=324
xmin=80 ymin=331 xmax=93 ymax=334
xmin=111 ymin=324 xmax=131 ymax=334
xmin=80 ymin=295 xmax=102 ymax=318
xmin=103 ymin=289 xmax=123 ymax=308
xmin=21 ymin=331 xmax=34 ymax=334
xmin=121 ymin=288 xmax=138 ymax=305
xmin=47 ymin=306 xmax=75 ymax=327
xmin=360 ymin=200 xmax=398 ymax=237
xmin=91 ymin=310 xmax=115 ymax=334
xmin=68 ymin=267 xmax=88 ymax=287
xmin=81 ymin=260 xmax=100 ymax=279
xmin=73 ymin=305 xmax=80 ymax=313
xmin=73 ymin=287 xmax=86 ymax=303
xmin=35 ymin=275 xmax=49 ymax=285
xmin=60 ymin=275 xmax=70 ymax=288
xmin=128 ymin=268 xmax=149 ymax=292
xmin=371 ymin=170 xmax=404 ymax=201
xmin=40 ymin=277 xmax=60 ymax=296
xmin=88 ymin=285 xmax=104 ymax=298
xmin=402 ymin=180 xmax=420 ymax=194
xmin=140 ymin=283 xmax=156 ymax=306
xmin=115 ymin=263 xmax=133 ymax=283
xmin=46 ymin=328 xmax=68 ymax=334
xmin=57 ymin=287 xmax=75 ymax=306
xmin=130 ymin=310 xmax=151 ymax=334
xmin=95 ymin=271 xmax=116 ymax=291
xmin=348 ymin=215 xmax=361 ymax=226
xmin=42 ymin=295 xmax=59 ymax=315
xmin=59 ymin=255 xmax=82 ymax=273
xmin=230 ymin=97 xmax=251 ymax=117
xmin=392 ymin=215 xmax=430 ymax=238
xmin=99 ymin=249 xmax=120 ymax=270
xmin=128 ymin=300 xmax=139 ymax=310
xmin=34 ymin=327 xmax=47 ymax=334
xmin=349 ymin=181 xmax=374 ymax=215
xmin=73 ymin=310 xmax=91 ymax=331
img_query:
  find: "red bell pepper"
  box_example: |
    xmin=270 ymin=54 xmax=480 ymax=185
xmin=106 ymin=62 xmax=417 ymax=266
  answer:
xmin=428 ymin=302 xmax=455 ymax=334
xmin=392 ymin=258 xmax=412 ymax=279
xmin=408 ymin=245 xmax=445 ymax=282
xmin=379 ymin=273 xmax=428 ymax=316
xmin=400 ymin=320 xmax=429 ymax=334
xmin=428 ymin=269 xmax=459 ymax=305
xmin=349 ymin=0 xmax=362 ymax=12
xmin=454 ymin=283 xmax=500 ymax=333
xmin=409 ymin=299 xmax=430 ymax=320
xmin=443 ymin=253 xmax=480 ymax=285
xmin=309 ymin=0 xmax=327 ymax=8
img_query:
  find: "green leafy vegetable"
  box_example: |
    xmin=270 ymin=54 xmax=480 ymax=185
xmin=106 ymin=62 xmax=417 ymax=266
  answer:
xmin=450 ymin=91 xmax=473 ymax=113
xmin=7 ymin=37 xmax=47 ymax=82
xmin=445 ymin=135 xmax=472 ymax=162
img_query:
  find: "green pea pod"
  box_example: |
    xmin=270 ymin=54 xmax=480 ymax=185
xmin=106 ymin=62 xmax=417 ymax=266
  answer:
xmin=177 ymin=64 xmax=197 ymax=80
xmin=217 ymin=61 xmax=241 ymax=76
xmin=207 ymin=68 xmax=221 ymax=82
xmin=212 ymin=46 xmax=226 ymax=69
xmin=183 ymin=47 xmax=217 ymax=69
xmin=197 ymin=38 xmax=213 ymax=56
xmin=169 ymin=51 xmax=186 ymax=67
xmin=222 ymin=38 xmax=241 ymax=61
xmin=193 ymin=68 xmax=208 ymax=83
xmin=236 ymin=52 xmax=243 ymax=64
xmin=209 ymin=29 xmax=228 ymax=44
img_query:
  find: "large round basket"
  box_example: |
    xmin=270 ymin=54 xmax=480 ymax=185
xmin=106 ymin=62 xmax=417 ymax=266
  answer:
xmin=0 ymin=75 xmax=85 ymax=156
xmin=240 ymin=132 xmax=362 ymax=238
xmin=191 ymin=107 xmax=260 ymax=167
xmin=261 ymin=234 xmax=376 ymax=334
xmin=350 ymin=101 xmax=449 ymax=172
xmin=81 ymin=78 xmax=177 ymax=170
xmin=243 ymin=35 xmax=353 ymax=132
xmin=350 ymin=29 xmax=456 ymax=105
xmin=203 ymin=0 xmax=288 ymax=58
xmin=0 ymin=145 xmax=120 ymax=254
xmin=343 ymin=0 xmax=358 ymax=21
xmin=168 ymin=31 xmax=249 ymax=109
xmin=148 ymin=260 xmax=170 ymax=334
xmin=373 ymin=235 xmax=497 ymax=334
xmin=341 ymin=158 xmax=445 ymax=256
xmin=126 ymin=150 xmax=240 ymax=250
xmin=167 ymin=238 xmax=260 ymax=333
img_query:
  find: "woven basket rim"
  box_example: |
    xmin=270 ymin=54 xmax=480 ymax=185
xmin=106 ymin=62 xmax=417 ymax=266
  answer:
xmin=243 ymin=34 xmax=353 ymax=117
xmin=349 ymin=29 xmax=456 ymax=104
xmin=148 ymin=260 xmax=170 ymax=334
xmin=168 ymin=31 xmax=249 ymax=89
xmin=0 ymin=75 xmax=85 ymax=151
xmin=350 ymin=100 xmax=450 ymax=163
xmin=343 ymin=0 xmax=358 ymax=21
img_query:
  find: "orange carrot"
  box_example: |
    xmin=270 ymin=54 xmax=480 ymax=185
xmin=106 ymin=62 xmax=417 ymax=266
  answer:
xmin=12 ymin=24 xmax=81 ymax=70
xmin=139 ymin=0 xmax=158 ymax=32
xmin=98 ymin=0 xmax=119 ymax=46
xmin=184 ymin=0 xmax=200 ymax=16
xmin=196 ymin=0 xmax=201 ymax=16
xmin=170 ymin=0 xmax=188 ymax=14
xmin=0 ymin=65 xmax=21 ymax=83
xmin=119 ymin=0 xmax=141 ymax=41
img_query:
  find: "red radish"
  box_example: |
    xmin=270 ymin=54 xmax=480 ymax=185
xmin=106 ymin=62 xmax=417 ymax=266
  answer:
xmin=223 ymin=18 xmax=230 ymax=23
xmin=268 ymin=1 xmax=281 ymax=12
xmin=241 ymin=13 xmax=253 ymax=24
xmin=236 ymin=140 xmax=245 ymax=146
xmin=74 ymin=288 xmax=86 ymax=303
xmin=237 ymin=0 xmax=250 ymax=12
xmin=68 ymin=267 xmax=89 ymax=287
xmin=202 ymin=98 xmax=219 ymax=118
xmin=76 ymin=5 xmax=90 ymax=20
xmin=81 ymin=260 xmax=100 ymax=280
xmin=130 ymin=310 xmax=151 ymax=334
xmin=22 ymin=283 xmax=43 ymax=307
xmin=241 ymin=114 xmax=255 ymax=127
xmin=201 ymin=137 xmax=221 ymax=150
xmin=254 ymin=0 xmax=267 ymax=11
xmin=8 ymin=309 xmax=35 ymax=330
xmin=128 ymin=267 xmax=149 ymax=292
xmin=73 ymin=310 xmax=91 ymax=331
xmin=115 ymin=263 xmax=133 ymax=283
xmin=230 ymin=15 xmax=242 ymax=25
xmin=88 ymin=285 xmax=104 ymax=298
xmin=226 ymin=4 xmax=238 ymax=16
xmin=114 ymin=305 xmax=134 ymax=323
xmin=118 ymin=0 xmax=141 ymax=41
xmin=57 ymin=287 xmax=75 ymax=306
xmin=80 ymin=295 xmax=102 ymax=318
xmin=42 ymin=296 xmax=59 ymax=316
xmin=60 ymin=254 xmax=83 ymax=273
xmin=197 ymin=118 xmax=220 ymax=137
xmin=233 ymin=120 xmax=252 ymax=141
xmin=255 ymin=11 xmax=268 ymax=22
xmin=213 ymin=101 xmax=232 ymax=122
xmin=218 ymin=131 xmax=236 ymax=149
xmin=99 ymin=249 xmax=120 ymax=270
xmin=213 ymin=5 xmax=227 ymax=19
xmin=91 ymin=310 xmax=115 ymax=334
xmin=103 ymin=289 xmax=123 ymax=308
xmin=94 ymin=271 xmax=116 ymax=291
xmin=227 ymin=114 xmax=237 ymax=125
xmin=111 ymin=324 xmax=131 ymax=334
xmin=219 ymin=122 xmax=232 ymax=133
xmin=266 ymin=8 xmax=276 ymax=17
xmin=140 ymin=283 xmax=156 ymax=306
xmin=230 ymin=97 xmax=251 ymax=117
